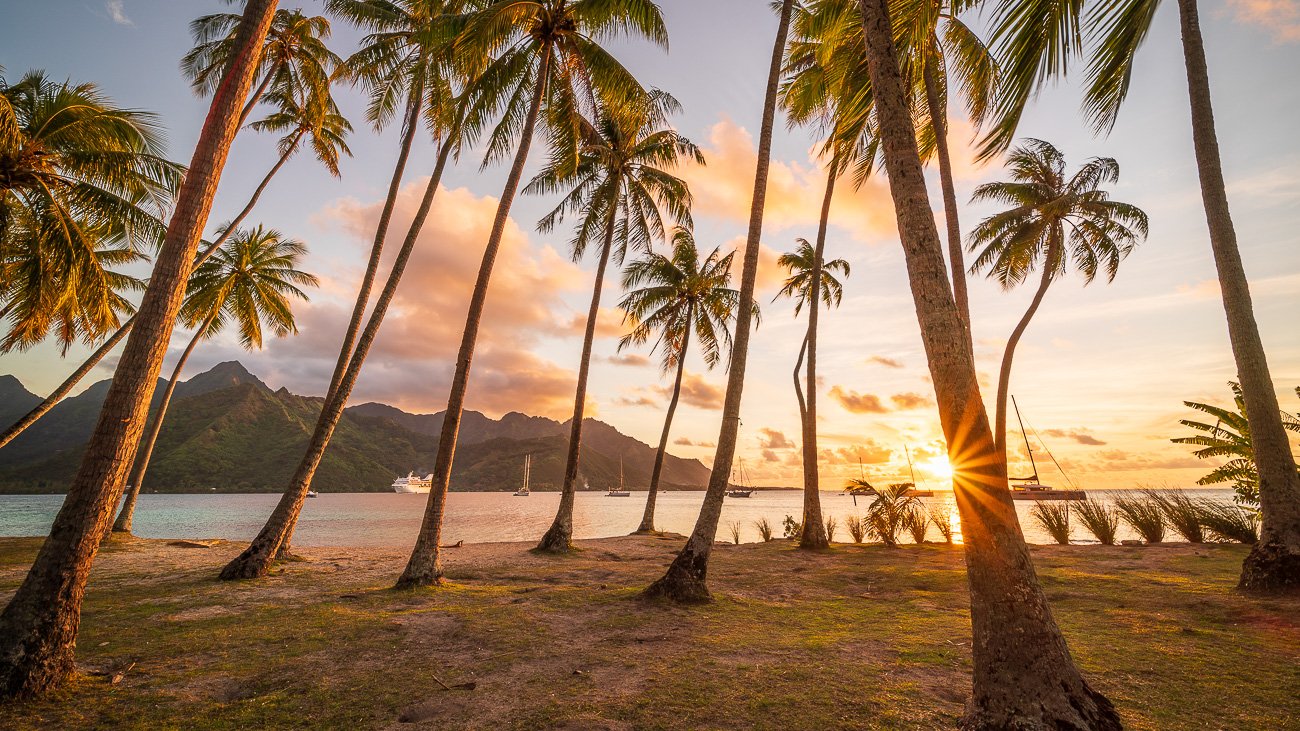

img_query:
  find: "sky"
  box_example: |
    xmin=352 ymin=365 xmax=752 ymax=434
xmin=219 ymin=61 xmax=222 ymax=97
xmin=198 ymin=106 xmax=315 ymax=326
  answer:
xmin=2 ymin=0 xmax=1298 ymax=490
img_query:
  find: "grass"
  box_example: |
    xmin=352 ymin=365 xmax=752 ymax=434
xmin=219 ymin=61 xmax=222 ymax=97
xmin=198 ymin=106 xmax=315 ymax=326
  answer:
xmin=754 ymin=517 xmax=774 ymax=542
xmin=1 ymin=536 xmax=1298 ymax=730
xmin=1075 ymin=499 xmax=1120 ymax=545
xmin=928 ymin=507 xmax=954 ymax=544
xmin=1148 ymin=490 xmax=1206 ymax=543
xmin=1115 ymin=496 xmax=1166 ymax=543
xmin=1031 ymin=503 xmax=1072 ymax=545
xmin=845 ymin=515 xmax=867 ymax=543
xmin=824 ymin=515 xmax=838 ymax=543
xmin=1197 ymin=502 xmax=1258 ymax=544
xmin=902 ymin=505 xmax=929 ymax=544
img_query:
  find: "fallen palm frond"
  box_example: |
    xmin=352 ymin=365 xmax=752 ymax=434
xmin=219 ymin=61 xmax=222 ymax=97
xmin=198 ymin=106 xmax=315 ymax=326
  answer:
xmin=845 ymin=515 xmax=866 ymax=543
xmin=902 ymin=504 xmax=929 ymax=544
xmin=1075 ymin=499 xmax=1120 ymax=545
xmin=1114 ymin=495 xmax=1165 ymax=543
xmin=928 ymin=506 xmax=954 ymax=544
xmin=1031 ymin=503 xmax=1072 ymax=545
xmin=1145 ymin=489 xmax=1204 ymax=543
xmin=1197 ymin=501 xmax=1258 ymax=544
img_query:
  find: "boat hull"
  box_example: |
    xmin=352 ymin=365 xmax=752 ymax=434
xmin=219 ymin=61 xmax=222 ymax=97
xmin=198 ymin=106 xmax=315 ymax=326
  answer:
xmin=392 ymin=484 xmax=431 ymax=494
xmin=1011 ymin=490 xmax=1085 ymax=501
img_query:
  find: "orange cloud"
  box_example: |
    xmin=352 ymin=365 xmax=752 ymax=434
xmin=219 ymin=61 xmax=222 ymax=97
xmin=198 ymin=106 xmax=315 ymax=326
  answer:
xmin=664 ymin=372 xmax=725 ymax=410
xmin=829 ymin=386 xmax=887 ymax=414
xmin=867 ymin=355 xmax=904 ymax=369
xmin=1228 ymin=0 xmax=1300 ymax=42
xmin=758 ymin=427 xmax=795 ymax=450
xmin=891 ymin=392 xmax=934 ymax=410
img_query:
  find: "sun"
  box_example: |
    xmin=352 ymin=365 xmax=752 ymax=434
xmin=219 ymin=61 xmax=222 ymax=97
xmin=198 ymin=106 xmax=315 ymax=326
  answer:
xmin=921 ymin=456 xmax=954 ymax=480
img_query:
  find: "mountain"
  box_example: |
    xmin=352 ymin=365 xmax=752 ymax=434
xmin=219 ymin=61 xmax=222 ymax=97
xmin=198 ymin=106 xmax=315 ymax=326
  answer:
xmin=0 ymin=362 xmax=710 ymax=494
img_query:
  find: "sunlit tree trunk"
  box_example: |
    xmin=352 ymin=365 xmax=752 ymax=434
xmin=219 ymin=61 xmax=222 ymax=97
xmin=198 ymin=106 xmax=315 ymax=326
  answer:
xmin=636 ymin=310 xmax=691 ymax=534
xmin=397 ymin=49 xmax=552 ymax=589
xmin=798 ymin=166 xmax=836 ymax=550
xmin=219 ymin=139 xmax=455 ymax=580
xmin=856 ymin=0 xmax=1120 ymax=726
xmin=1176 ymin=0 xmax=1300 ymax=592
xmin=0 ymin=0 xmax=278 ymax=698
xmin=992 ymin=235 xmax=1060 ymax=459
xmin=922 ymin=56 xmax=971 ymax=341
xmin=642 ymin=0 xmax=793 ymax=603
xmin=112 ymin=318 xmax=211 ymax=534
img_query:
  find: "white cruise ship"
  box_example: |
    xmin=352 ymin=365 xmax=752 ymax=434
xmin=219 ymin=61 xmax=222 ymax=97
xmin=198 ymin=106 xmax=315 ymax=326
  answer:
xmin=391 ymin=471 xmax=433 ymax=494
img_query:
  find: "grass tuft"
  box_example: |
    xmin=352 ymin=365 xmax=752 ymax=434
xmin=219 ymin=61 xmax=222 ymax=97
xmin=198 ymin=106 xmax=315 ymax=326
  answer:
xmin=753 ymin=517 xmax=774 ymax=543
xmin=845 ymin=515 xmax=866 ymax=544
xmin=1075 ymin=499 xmax=1120 ymax=545
xmin=1031 ymin=503 xmax=1072 ymax=545
xmin=1114 ymin=495 xmax=1165 ymax=543
xmin=928 ymin=506 xmax=954 ymax=544
xmin=824 ymin=515 xmax=838 ymax=544
xmin=728 ymin=520 xmax=741 ymax=545
xmin=902 ymin=505 xmax=929 ymax=544
xmin=1146 ymin=490 xmax=1205 ymax=543
xmin=1197 ymin=501 xmax=1258 ymax=544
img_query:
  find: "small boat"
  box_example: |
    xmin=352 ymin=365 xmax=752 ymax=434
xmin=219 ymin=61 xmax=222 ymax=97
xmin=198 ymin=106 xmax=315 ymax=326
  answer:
xmin=606 ymin=457 xmax=631 ymax=497
xmin=1009 ymin=396 xmax=1085 ymax=501
xmin=726 ymin=459 xmax=755 ymax=497
xmin=306 ymin=491 xmax=319 ymax=498
xmin=513 ymin=455 xmax=531 ymax=496
xmin=391 ymin=471 xmax=432 ymax=494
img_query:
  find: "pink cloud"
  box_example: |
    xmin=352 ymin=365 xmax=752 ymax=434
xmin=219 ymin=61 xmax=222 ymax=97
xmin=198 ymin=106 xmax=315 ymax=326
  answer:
xmin=1227 ymin=0 xmax=1300 ymax=42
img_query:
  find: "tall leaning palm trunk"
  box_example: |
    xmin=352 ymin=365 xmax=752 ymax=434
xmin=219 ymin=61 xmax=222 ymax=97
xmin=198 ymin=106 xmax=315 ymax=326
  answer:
xmin=991 ymin=235 xmax=1058 ymax=458
xmin=643 ymin=0 xmax=793 ymax=602
xmin=797 ymin=166 xmax=836 ymax=550
xmin=220 ymin=138 xmax=455 ymax=579
xmin=397 ymin=50 xmax=552 ymax=589
xmin=538 ymin=179 xmax=621 ymax=552
xmin=855 ymin=0 xmax=1119 ymax=727
xmin=1177 ymin=0 xmax=1300 ymax=591
xmin=922 ymin=61 xmax=970 ymax=336
xmin=112 ymin=317 xmax=211 ymax=534
xmin=636 ymin=308 xmax=691 ymax=533
xmin=0 ymin=0 xmax=277 ymax=698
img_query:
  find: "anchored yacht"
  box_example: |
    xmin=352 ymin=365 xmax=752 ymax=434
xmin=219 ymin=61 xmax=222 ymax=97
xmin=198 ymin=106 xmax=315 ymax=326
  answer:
xmin=391 ymin=471 xmax=432 ymax=494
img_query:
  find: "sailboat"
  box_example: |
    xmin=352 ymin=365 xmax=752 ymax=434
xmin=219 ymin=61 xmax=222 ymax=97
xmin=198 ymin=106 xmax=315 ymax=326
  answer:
xmin=726 ymin=458 xmax=755 ymax=498
xmin=606 ymin=456 xmax=631 ymax=497
xmin=901 ymin=445 xmax=934 ymax=497
xmin=1009 ymin=396 xmax=1086 ymax=501
xmin=513 ymin=454 xmax=531 ymax=496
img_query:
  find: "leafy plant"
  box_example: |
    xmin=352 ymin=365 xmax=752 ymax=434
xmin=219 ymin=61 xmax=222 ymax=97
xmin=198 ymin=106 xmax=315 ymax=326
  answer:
xmin=928 ymin=505 xmax=954 ymax=544
xmin=845 ymin=515 xmax=866 ymax=543
xmin=1197 ymin=502 xmax=1258 ymax=544
xmin=1114 ymin=495 xmax=1165 ymax=543
xmin=1074 ymin=499 xmax=1119 ymax=546
xmin=865 ymin=484 xmax=916 ymax=547
xmin=782 ymin=515 xmax=802 ymax=540
xmin=1031 ymin=503 xmax=1071 ymax=545
xmin=754 ymin=517 xmax=774 ymax=543
xmin=1145 ymin=490 xmax=1205 ymax=543
xmin=902 ymin=504 xmax=930 ymax=544
xmin=823 ymin=515 xmax=838 ymax=543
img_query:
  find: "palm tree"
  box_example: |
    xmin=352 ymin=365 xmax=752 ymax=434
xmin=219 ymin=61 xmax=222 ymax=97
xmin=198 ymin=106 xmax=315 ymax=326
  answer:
xmin=774 ymin=237 xmax=849 ymax=550
xmin=181 ymin=7 xmax=339 ymax=126
xmin=113 ymin=226 xmax=316 ymax=534
xmin=855 ymin=0 xmax=1121 ymax=725
xmin=618 ymin=229 xmax=740 ymax=534
xmin=221 ymin=0 xmax=473 ymax=579
xmin=1083 ymin=0 xmax=1300 ymax=594
xmin=1172 ymin=383 xmax=1300 ymax=509
xmin=397 ymin=0 xmax=667 ymax=589
xmin=642 ymin=0 xmax=793 ymax=603
xmin=0 ymin=70 xmax=179 ymax=355
xmin=0 ymin=0 xmax=278 ymax=699
xmin=968 ymin=138 xmax=1147 ymax=459
xmin=528 ymin=90 xmax=702 ymax=552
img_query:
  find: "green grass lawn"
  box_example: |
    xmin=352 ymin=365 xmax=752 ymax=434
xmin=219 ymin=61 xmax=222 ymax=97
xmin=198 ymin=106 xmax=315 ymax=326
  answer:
xmin=1 ymin=535 xmax=1296 ymax=730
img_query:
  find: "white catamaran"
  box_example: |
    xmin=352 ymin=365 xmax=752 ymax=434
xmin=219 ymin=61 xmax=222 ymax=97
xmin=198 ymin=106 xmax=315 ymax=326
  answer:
xmin=514 ymin=455 xmax=531 ymax=496
xmin=391 ymin=471 xmax=432 ymax=494
xmin=1009 ymin=396 xmax=1085 ymax=501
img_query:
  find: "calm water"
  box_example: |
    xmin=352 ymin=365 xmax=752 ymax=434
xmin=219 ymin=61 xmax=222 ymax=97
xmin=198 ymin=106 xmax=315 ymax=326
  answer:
xmin=0 ymin=488 xmax=1237 ymax=546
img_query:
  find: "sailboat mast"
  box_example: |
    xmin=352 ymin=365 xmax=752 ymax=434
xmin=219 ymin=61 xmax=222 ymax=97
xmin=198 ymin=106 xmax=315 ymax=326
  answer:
xmin=905 ymin=445 xmax=918 ymax=486
xmin=1011 ymin=395 xmax=1038 ymax=479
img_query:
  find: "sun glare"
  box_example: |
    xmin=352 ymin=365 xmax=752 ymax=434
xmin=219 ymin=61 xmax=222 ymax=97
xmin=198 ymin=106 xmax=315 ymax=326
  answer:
xmin=921 ymin=456 xmax=954 ymax=480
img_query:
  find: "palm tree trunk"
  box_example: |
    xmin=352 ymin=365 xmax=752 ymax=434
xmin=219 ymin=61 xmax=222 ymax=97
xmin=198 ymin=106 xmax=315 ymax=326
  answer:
xmin=238 ymin=60 xmax=281 ymax=128
xmin=0 ymin=0 xmax=277 ymax=699
xmin=1177 ymin=0 xmax=1300 ymax=592
xmin=643 ymin=0 xmax=793 ymax=603
xmin=0 ymin=315 xmax=134 ymax=450
xmin=922 ymin=57 xmax=972 ymax=345
xmin=538 ymin=185 xmax=622 ymax=552
xmin=112 ymin=319 xmax=209 ymax=534
xmin=396 ymin=49 xmax=552 ymax=589
xmin=324 ymin=88 xmax=424 ymax=409
xmin=856 ymin=0 xmax=1120 ymax=726
xmin=636 ymin=312 xmax=692 ymax=534
xmin=992 ymin=236 xmax=1060 ymax=460
xmin=798 ymin=167 xmax=837 ymax=550
xmin=0 ymin=129 xmax=303 ymax=451
xmin=219 ymin=137 xmax=455 ymax=580
xmin=793 ymin=333 xmax=808 ymax=423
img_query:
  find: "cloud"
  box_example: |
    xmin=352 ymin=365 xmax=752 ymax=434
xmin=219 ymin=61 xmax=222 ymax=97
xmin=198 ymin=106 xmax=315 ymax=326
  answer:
xmin=890 ymin=392 xmax=934 ymax=410
xmin=867 ymin=355 xmax=904 ymax=369
xmin=820 ymin=441 xmax=894 ymax=466
xmin=1043 ymin=428 xmax=1107 ymax=446
xmin=673 ymin=437 xmax=716 ymax=448
xmin=657 ymin=372 xmax=724 ymax=410
xmin=278 ymin=180 xmax=587 ymax=417
xmin=607 ymin=353 xmax=650 ymax=367
xmin=762 ymin=448 xmax=781 ymax=463
xmin=758 ymin=427 xmax=795 ymax=450
xmin=680 ymin=117 xmax=899 ymax=242
xmin=559 ymin=306 xmax=627 ymax=340
xmin=105 ymin=0 xmax=133 ymax=26
xmin=719 ymin=235 xmax=788 ymax=298
xmin=617 ymin=395 xmax=658 ymax=408
xmin=829 ymin=386 xmax=888 ymax=414
xmin=1227 ymin=0 xmax=1300 ymax=42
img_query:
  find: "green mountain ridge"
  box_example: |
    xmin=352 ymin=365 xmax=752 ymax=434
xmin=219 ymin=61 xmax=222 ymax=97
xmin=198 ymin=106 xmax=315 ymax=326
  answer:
xmin=0 ymin=361 xmax=711 ymax=494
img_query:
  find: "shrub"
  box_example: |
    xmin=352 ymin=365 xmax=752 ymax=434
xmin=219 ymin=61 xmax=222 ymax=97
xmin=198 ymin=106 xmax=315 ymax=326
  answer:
xmin=902 ymin=504 xmax=929 ymax=544
xmin=782 ymin=515 xmax=802 ymax=540
xmin=728 ymin=520 xmax=741 ymax=545
xmin=824 ymin=515 xmax=838 ymax=543
xmin=754 ymin=517 xmax=774 ymax=542
xmin=1114 ymin=495 xmax=1165 ymax=543
xmin=865 ymin=484 xmax=916 ymax=547
xmin=845 ymin=515 xmax=866 ymax=543
xmin=1075 ymin=499 xmax=1120 ymax=545
xmin=1197 ymin=501 xmax=1258 ymax=544
xmin=928 ymin=505 xmax=954 ymax=544
xmin=1031 ymin=503 xmax=1072 ymax=545
xmin=1145 ymin=490 xmax=1204 ymax=543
